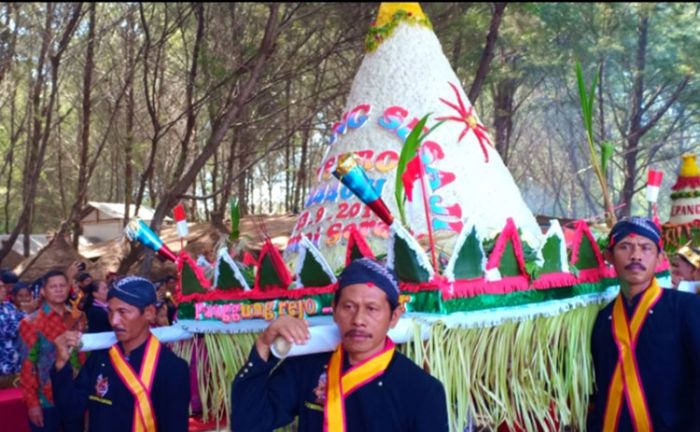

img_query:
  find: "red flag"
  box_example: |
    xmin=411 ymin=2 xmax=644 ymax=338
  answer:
xmin=647 ymin=169 xmax=663 ymax=187
xmin=402 ymin=155 xmax=423 ymax=202
xmin=173 ymin=203 xmax=189 ymax=238
xmin=646 ymin=169 xmax=664 ymax=203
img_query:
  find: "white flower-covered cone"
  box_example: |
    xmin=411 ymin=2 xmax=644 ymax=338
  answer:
xmin=285 ymin=3 xmax=542 ymax=271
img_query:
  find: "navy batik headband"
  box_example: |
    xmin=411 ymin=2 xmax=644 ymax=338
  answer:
xmin=107 ymin=275 xmax=157 ymax=309
xmin=337 ymin=258 xmax=400 ymax=309
xmin=608 ymin=216 xmax=662 ymax=250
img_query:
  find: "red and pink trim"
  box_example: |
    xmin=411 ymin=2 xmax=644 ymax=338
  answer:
xmin=485 ymin=218 xmax=528 ymax=279
xmin=671 ymin=176 xmax=700 ymax=190
xmin=176 ymin=251 xmax=212 ymax=296
xmin=345 ymin=225 xmax=375 ymax=266
xmin=254 ymin=239 xmax=293 ymax=290
xmin=569 ymin=220 xmax=606 ymax=270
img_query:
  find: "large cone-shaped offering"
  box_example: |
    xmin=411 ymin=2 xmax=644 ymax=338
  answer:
xmin=285 ymin=3 xmax=541 ymax=270
xmin=172 ymin=5 xmax=639 ymax=430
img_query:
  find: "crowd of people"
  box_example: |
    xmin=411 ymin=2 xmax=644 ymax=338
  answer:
xmin=1 ymin=216 xmax=700 ymax=431
xmin=0 ymin=264 xmax=181 ymax=431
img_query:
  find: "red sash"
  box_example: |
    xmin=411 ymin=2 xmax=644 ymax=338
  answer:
xmin=324 ymin=338 xmax=395 ymax=432
xmin=602 ymin=279 xmax=662 ymax=432
xmin=109 ymin=335 xmax=162 ymax=432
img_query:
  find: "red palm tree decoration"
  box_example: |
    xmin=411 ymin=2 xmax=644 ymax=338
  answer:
xmin=436 ymin=82 xmax=493 ymax=163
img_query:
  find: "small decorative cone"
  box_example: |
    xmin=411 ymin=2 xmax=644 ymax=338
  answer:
xmin=124 ymin=218 xmax=177 ymax=262
xmin=333 ymin=153 xmax=394 ymax=226
xmin=669 ymin=154 xmax=700 ymax=225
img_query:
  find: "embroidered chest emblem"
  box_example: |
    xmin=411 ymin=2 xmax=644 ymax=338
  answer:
xmin=313 ymin=372 xmax=327 ymax=404
xmin=95 ymin=373 xmax=109 ymax=397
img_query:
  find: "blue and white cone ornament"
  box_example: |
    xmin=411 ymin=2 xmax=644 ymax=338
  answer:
xmin=333 ymin=153 xmax=394 ymax=226
xmin=124 ymin=218 xmax=177 ymax=262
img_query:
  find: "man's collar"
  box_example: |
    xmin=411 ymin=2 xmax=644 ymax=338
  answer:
xmin=621 ymin=278 xmax=658 ymax=308
xmin=117 ymin=333 xmax=151 ymax=360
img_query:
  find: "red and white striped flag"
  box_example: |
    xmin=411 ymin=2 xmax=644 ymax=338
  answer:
xmin=173 ymin=203 xmax=189 ymax=238
xmin=646 ymin=169 xmax=664 ymax=203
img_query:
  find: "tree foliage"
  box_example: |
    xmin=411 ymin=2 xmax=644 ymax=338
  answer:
xmin=0 ymin=3 xmax=698 ymax=266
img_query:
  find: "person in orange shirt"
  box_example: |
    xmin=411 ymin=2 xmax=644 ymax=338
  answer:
xmin=19 ymin=269 xmax=86 ymax=432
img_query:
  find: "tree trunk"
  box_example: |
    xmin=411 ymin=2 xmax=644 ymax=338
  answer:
xmin=211 ymin=131 xmax=239 ymax=228
xmin=618 ymin=11 xmax=688 ymax=216
xmin=3 ymin=83 xmax=22 ymax=233
xmin=0 ymin=4 xmax=83 ymax=262
xmin=123 ymin=5 xmax=137 ymax=226
xmin=468 ymin=2 xmax=506 ymax=103
xmin=133 ymin=5 xmax=280 ymax=275
xmin=170 ymin=3 xmax=204 ymax=189
xmin=284 ymin=80 xmax=292 ymax=212
xmin=0 ymin=3 xmax=19 ymax=84
xmin=293 ymin=62 xmax=325 ymax=210
xmin=70 ymin=3 xmax=97 ymax=248
xmin=133 ymin=3 xmax=168 ymax=219
xmin=492 ymin=77 xmax=516 ymax=166
xmin=237 ymin=149 xmax=249 ymax=215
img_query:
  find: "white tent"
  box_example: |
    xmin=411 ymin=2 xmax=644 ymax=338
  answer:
xmin=82 ymin=201 xmax=172 ymax=242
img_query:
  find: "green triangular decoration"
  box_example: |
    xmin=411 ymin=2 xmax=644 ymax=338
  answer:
xmin=349 ymin=243 xmax=365 ymax=262
xmin=540 ymin=235 xmax=563 ymax=273
xmin=573 ymin=236 xmax=599 ymax=270
xmin=181 ymin=261 xmax=207 ymax=295
xmin=498 ymin=241 xmax=521 ymax=277
xmin=299 ymin=251 xmax=334 ymax=287
xmin=258 ymin=254 xmax=285 ymax=289
xmin=453 ymin=227 xmax=484 ymax=279
xmin=217 ymin=259 xmax=244 ymax=290
xmin=393 ymin=234 xmax=430 ymax=283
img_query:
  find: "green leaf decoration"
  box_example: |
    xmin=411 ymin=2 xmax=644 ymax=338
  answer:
xmin=392 ymin=233 xmax=431 ymax=282
xmin=573 ymin=236 xmax=599 ymax=270
xmin=229 ymin=197 xmax=240 ymax=242
xmin=575 ymin=62 xmax=598 ymax=141
xmin=452 ymin=227 xmax=484 ymax=279
xmin=240 ymin=265 xmax=256 ymax=288
xmin=519 ymin=231 xmax=540 ymax=265
xmin=395 ymin=114 xmax=430 ymax=227
xmin=524 ymin=261 xmax=542 ymax=280
xmin=600 ymin=141 xmax=614 ymax=174
xmin=498 ymin=242 xmax=521 ymax=277
xmin=299 ymin=251 xmax=334 ymax=287
xmin=575 ymin=61 xmax=600 ymax=164
xmin=671 ymin=190 xmax=700 ymax=199
xmin=181 ymin=260 xmax=207 ymax=295
xmin=569 ymin=265 xmax=580 ymax=278
xmin=216 ymin=258 xmax=245 ymax=290
xmin=257 ymin=255 xmax=284 ymax=290
xmin=540 ymin=235 xmax=563 ymax=274
xmin=365 ymin=9 xmax=433 ymax=52
xmin=394 ymin=116 xmax=445 ymax=227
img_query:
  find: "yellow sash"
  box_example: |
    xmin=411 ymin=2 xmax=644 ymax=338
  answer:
xmin=602 ymin=279 xmax=662 ymax=432
xmin=109 ymin=334 xmax=162 ymax=432
xmin=324 ymin=338 xmax=395 ymax=432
